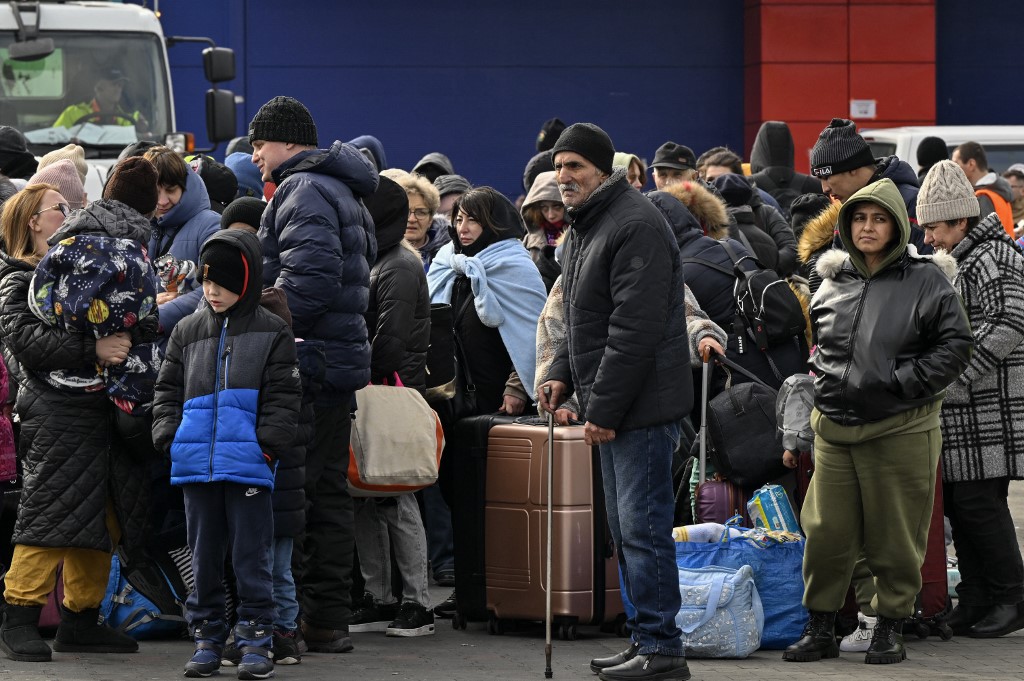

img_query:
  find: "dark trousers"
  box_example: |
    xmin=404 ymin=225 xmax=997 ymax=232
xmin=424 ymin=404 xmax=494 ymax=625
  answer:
xmin=944 ymin=477 xmax=1024 ymax=607
xmin=298 ymin=400 xmax=355 ymax=629
xmin=183 ymin=482 xmax=274 ymax=626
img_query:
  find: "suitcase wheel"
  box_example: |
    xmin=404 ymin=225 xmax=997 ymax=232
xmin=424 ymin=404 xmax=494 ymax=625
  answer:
xmin=486 ymin=614 xmax=505 ymax=635
xmin=557 ymin=623 xmax=577 ymax=641
xmin=937 ymin=623 xmax=954 ymax=641
xmin=452 ymin=612 xmax=467 ymax=630
xmin=914 ymin=621 xmax=930 ymax=639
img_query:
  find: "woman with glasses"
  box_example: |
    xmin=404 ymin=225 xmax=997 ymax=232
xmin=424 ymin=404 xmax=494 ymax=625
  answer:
xmin=0 ymin=178 xmax=155 ymax=662
xmin=396 ymin=174 xmax=450 ymax=272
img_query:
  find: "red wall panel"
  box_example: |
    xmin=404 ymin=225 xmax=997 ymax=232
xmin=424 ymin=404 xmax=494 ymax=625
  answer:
xmin=745 ymin=0 xmax=936 ymax=173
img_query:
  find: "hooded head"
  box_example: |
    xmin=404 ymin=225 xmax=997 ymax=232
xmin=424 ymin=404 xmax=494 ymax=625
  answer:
xmin=197 ymin=229 xmax=264 ymax=315
xmin=749 ymin=121 xmax=795 ymax=173
xmin=837 ymin=178 xmax=910 ymax=277
xmin=710 ymin=173 xmax=753 ymax=208
xmin=412 ymin=152 xmax=454 ymax=183
xmin=225 ymin=152 xmax=264 ymax=199
xmin=362 ymin=175 xmax=409 ymax=252
xmin=348 ymin=134 xmax=388 ymax=172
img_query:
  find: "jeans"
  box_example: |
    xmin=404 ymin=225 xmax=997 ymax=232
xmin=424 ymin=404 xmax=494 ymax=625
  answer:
xmin=353 ymin=494 xmax=430 ymax=607
xmin=418 ymin=483 xmax=455 ymax=577
xmin=599 ymin=423 xmax=683 ymax=657
xmin=271 ymin=536 xmax=299 ymax=631
xmin=298 ymin=400 xmax=355 ymax=629
xmin=944 ymin=477 xmax=1024 ymax=607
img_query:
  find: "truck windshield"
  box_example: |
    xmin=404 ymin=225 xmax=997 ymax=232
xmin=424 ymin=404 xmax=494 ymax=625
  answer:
xmin=0 ymin=31 xmax=170 ymax=158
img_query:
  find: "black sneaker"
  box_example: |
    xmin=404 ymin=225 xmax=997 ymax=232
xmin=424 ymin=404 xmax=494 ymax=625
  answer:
xmin=220 ymin=638 xmax=241 ymax=667
xmin=272 ymin=628 xmax=301 ymax=665
xmin=349 ymin=592 xmax=400 ymax=633
xmin=385 ymin=602 xmax=435 ymax=638
xmin=432 ymin=591 xmax=457 ymax=619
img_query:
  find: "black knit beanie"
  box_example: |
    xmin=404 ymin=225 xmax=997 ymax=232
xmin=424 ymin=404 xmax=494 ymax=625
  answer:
xmin=103 ymin=157 xmax=159 ymax=216
xmin=248 ymin=96 xmax=318 ymax=147
xmin=916 ymin=136 xmax=949 ymax=171
xmin=199 ymin=241 xmax=250 ymax=297
xmin=221 ymin=196 xmax=266 ymax=231
xmin=549 ymin=123 xmax=615 ymax=175
xmin=0 ymin=126 xmax=37 ymax=180
xmin=809 ymin=118 xmax=875 ymax=178
xmin=536 ymin=117 xmax=566 ymax=152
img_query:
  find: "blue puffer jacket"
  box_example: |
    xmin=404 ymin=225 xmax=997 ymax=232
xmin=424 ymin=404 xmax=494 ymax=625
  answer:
xmin=152 ymin=230 xmax=301 ymax=490
xmin=260 ymin=140 xmax=378 ymax=402
xmin=150 ymin=167 xmax=222 ymax=336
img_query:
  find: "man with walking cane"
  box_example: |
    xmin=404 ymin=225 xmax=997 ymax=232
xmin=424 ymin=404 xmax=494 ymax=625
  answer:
xmin=537 ymin=122 xmax=693 ymax=681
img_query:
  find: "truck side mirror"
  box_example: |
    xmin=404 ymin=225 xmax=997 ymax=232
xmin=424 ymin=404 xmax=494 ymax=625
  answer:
xmin=202 ymin=47 xmax=235 ymax=83
xmin=206 ymin=88 xmax=236 ymax=143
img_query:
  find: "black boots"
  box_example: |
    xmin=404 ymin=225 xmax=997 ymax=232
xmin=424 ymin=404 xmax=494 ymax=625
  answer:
xmin=0 ymin=603 xmax=52 ymax=662
xmin=968 ymin=603 xmax=1024 ymax=638
xmin=52 ymin=606 xmax=139 ymax=653
xmin=590 ymin=640 xmax=640 ymax=673
xmin=945 ymin=602 xmax=989 ymax=636
xmin=864 ymin=615 xmax=905 ymax=664
xmin=782 ymin=611 xmax=839 ymax=662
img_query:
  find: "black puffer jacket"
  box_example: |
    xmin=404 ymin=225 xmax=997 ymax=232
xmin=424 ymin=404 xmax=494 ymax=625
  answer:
xmin=810 ymin=180 xmax=973 ymax=425
xmin=547 ymin=170 xmax=692 ymax=431
xmin=0 ymin=246 xmax=149 ymax=551
xmin=363 ymin=176 xmax=430 ymax=392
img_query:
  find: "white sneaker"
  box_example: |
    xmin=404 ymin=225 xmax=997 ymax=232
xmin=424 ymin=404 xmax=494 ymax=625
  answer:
xmin=839 ymin=612 xmax=876 ymax=652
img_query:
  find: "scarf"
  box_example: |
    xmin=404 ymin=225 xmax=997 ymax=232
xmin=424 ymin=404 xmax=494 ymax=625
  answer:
xmin=427 ymin=238 xmax=547 ymax=399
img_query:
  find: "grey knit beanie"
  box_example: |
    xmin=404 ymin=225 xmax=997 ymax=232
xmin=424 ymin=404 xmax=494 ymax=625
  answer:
xmin=917 ymin=160 xmax=980 ymax=225
xmin=810 ymin=118 xmax=875 ymax=178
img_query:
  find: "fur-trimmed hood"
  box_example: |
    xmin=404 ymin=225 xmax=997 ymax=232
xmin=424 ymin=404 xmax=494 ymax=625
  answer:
xmin=659 ymin=181 xmax=730 ymax=239
xmin=816 ymin=242 xmax=957 ymax=283
xmin=798 ymin=200 xmax=841 ymax=264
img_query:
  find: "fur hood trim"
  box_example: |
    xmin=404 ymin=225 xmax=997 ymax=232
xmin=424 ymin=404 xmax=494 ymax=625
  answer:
xmin=798 ymin=201 xmax=841 ymax=263
xmin=662 ymin=181 xmax=730 ymax=239
xmin=815 ymin=242 xmax=957 ymax=282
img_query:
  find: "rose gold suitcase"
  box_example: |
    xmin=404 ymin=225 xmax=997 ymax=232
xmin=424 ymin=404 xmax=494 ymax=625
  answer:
xmin=484 ymin=421 xmax=624 ymax=639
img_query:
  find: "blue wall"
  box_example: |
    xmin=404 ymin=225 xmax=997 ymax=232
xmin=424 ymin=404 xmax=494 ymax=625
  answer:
xmin=936 ymin=0 xmax=1024 ymax=125
xmin=156 ymin=1 xmax=745 ymax=197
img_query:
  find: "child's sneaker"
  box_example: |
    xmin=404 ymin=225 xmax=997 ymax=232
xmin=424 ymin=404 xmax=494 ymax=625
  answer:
xmin=220 ymin=637 xmax=241 ymax=667
xmin=385 ymin=602 xmax=435 ymax=637
xmin=349 ymin=591 xmax=399 ymax=633
xmin=234 ymin=620 xmax=275 ymax=680
xmin=272 ymin=628 xmax=301 ymax=665
xmin=839 ymin=612 xmax=876 ymax=653
xmin=184 ymin=620 xmax=228 ymax=678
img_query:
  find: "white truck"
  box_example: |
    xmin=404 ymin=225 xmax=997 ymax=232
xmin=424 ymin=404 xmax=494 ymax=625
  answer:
xmin=861 ymin=125 xmax=1024 ymax=174
xmin=0 ymin=0 xmax=235 ymax=196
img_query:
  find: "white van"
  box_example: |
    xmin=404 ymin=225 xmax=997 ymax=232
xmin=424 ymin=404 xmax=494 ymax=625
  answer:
xmin=860 ymin=126 xmax=1024 ymax=174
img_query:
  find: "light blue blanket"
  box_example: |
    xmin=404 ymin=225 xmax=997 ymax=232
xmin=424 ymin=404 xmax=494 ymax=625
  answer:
xmin=427 ymin=239 xmax=547 ymax=400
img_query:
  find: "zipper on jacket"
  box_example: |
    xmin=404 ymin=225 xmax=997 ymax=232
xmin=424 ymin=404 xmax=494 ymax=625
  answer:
xmin=837 ymin=279 xmax=871 ymax=424
xmin=209 ymin=316 xmax=230 ymax=481
xmin=223 ymin=343 xmax=231 ymax=390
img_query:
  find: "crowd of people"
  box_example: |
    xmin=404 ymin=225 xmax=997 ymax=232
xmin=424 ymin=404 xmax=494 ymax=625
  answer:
xmin=0 ymin=100 xmax=1020 ymax=681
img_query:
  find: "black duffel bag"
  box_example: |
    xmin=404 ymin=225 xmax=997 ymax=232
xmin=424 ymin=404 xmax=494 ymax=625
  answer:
xmin=706 ymin=353 xmax=787 ymax=489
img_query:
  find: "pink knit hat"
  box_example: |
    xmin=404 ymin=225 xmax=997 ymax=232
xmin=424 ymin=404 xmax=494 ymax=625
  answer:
xmin=28 ymin=159 xmax=86 ymax=210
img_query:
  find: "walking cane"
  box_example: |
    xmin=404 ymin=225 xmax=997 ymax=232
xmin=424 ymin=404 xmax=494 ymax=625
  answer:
xmin=699 ymin=347 xmax=712 ymax=485
xmin=543 ymin=385 xmax=554 ymax=679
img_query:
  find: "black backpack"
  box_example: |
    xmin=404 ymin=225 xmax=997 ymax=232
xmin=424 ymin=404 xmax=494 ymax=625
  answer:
xmin=684 ymin=241 xmax=806 ymax=352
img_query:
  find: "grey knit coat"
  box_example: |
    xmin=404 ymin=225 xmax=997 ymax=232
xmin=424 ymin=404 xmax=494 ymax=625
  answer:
xmin=940 ymin=212 xmax=1024 ymax=482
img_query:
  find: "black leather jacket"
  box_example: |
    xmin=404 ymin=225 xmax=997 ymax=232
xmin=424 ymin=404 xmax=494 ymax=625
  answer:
xmin=809 ymin=180 xmax=973 ymax=425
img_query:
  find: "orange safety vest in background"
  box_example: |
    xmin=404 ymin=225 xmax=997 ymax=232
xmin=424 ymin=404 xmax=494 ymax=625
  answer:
xmin=975 ymin=188 xmax=1015 ymax=237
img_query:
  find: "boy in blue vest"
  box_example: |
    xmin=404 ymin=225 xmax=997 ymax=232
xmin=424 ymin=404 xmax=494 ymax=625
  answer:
xmin=152 ymin=230 xmax=300 ymax=679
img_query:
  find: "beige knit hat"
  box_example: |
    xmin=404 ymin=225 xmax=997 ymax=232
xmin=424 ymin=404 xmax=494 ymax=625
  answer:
xmin=917 ymin=159 xmax=980 ymax=225
xmin=38 ymin=144 xmax=88 ymax=184
xmin=28 ymin=159 xmax=86 ymax=209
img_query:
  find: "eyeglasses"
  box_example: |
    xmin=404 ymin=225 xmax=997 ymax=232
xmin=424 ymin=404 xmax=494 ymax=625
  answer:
xmin=408 ymin=208 xmax=431 ymax=220
xmin=34 ymin=203 xmax=71 ymax=218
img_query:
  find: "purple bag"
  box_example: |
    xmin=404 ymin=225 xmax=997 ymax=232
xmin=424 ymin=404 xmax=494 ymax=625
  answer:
xmin=695 ymin=479 xmax=751 ymax=526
